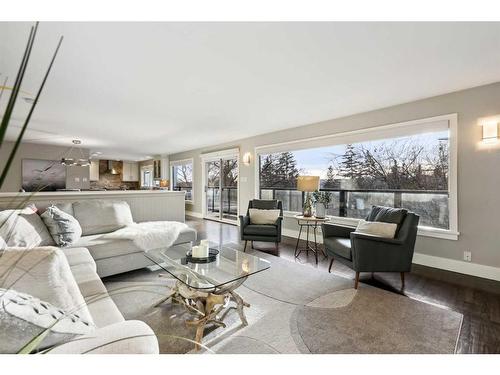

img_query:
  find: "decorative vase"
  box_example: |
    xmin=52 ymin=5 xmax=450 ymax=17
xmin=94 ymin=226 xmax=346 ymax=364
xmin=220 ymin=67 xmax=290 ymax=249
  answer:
xmin=303 ymin=194 xmax=313 ymax=217
xmin=315 ymin=202 xmax=326 ymax=219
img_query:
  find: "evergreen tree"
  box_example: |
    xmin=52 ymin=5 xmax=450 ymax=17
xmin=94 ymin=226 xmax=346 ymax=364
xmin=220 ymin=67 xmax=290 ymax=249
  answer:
xmin=324 ymin=164 xmax=337 ymax=188
xmin=259 ymin=154 xmax=276 ymax=187
xmin=276 ymin=152 xmax=299 ymax=188
xmin=339 ymin=144 xmax=362 ymax=179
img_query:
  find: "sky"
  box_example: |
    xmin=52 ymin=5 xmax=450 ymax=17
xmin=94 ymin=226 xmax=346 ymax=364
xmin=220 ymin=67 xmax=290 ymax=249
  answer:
xmin=268 ymin=130 xmax=449 ymax=179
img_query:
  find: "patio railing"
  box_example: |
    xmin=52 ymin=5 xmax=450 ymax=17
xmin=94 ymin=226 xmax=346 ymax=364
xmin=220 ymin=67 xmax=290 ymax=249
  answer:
xmin=259 ymin=187 xmax=450 ymax=229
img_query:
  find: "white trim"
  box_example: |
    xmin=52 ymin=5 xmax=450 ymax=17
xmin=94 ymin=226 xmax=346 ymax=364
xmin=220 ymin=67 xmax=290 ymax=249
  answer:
xmin=254 ymin=114 xmax=452 ymax=154
xmin=185 ymin=210 xmax=203 ymax=219
xmin=413 ymin=253 xmax=500 ymax=282
xmin=170 ymin=158 xmax=195 ymax=204
xmin=200 ymin=149 xmax=240 ymax=224
xmin=254 ymin=113 xmax=459 ymax=240
xmin=201 ymin=148 xmax=239 ymax=162
xmin=170 ymin=157 xmax=194 ymax=167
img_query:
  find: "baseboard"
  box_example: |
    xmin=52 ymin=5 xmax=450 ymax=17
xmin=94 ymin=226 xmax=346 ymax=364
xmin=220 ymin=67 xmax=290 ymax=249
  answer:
xmin=412 ymin=253 xmax=500 ymax=282
xmin=185 ymin=210 xmax=203 ymax=219
xmin=283 ymin=227 xmax=500 ymax=282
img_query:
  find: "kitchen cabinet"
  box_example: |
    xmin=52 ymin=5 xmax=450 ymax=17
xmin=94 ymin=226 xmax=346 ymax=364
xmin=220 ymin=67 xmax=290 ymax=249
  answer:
xmin=122 ymin=162 xmax=139 ymax=182
xmin=90 ymin=160 xmax=100 ymax=181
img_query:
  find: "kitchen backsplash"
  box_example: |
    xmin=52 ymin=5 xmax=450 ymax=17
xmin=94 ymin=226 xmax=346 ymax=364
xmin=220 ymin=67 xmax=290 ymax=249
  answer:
xmin=90 ymin=160 xmax=139 ymax=190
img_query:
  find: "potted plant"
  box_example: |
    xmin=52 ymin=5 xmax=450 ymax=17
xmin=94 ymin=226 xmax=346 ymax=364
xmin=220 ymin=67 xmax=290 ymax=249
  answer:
xmin=312 ymin=191 xmax=332 ymax=219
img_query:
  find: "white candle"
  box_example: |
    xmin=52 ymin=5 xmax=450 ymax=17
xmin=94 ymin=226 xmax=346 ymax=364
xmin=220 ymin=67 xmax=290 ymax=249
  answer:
xmin=191 ymin=245 xmax=202 ymax=258
xmin=200 ymin=240 xmax=210 ymax=257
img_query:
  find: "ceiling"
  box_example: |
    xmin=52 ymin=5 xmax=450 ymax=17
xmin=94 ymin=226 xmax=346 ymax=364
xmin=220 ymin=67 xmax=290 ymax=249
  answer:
xmin=2 ymin=22 xmax=500 ymax=161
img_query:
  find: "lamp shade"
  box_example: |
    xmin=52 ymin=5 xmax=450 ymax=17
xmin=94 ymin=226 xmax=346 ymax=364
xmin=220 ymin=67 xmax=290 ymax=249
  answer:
xmin=297 ymin=176 xmax=320 ymax=192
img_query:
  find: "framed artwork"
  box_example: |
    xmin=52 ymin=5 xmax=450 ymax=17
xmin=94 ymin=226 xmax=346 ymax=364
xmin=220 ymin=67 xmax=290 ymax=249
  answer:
xmin=22 ymin=159 xmax=66 ymax=192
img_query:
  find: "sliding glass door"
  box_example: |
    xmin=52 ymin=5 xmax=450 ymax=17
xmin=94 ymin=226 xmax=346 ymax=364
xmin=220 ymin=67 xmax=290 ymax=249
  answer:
xmin=204 ymin=154 xmax=238 ymax=223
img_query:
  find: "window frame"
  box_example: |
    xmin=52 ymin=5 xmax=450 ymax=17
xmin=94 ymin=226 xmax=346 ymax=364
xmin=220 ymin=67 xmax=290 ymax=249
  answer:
xmin=140 ymin=166 xmax=154 ymax=188
xmin=170 ymin=158 xmax=194 ymax=204
xmin=254 ymin=114 xmax=459 ymax=240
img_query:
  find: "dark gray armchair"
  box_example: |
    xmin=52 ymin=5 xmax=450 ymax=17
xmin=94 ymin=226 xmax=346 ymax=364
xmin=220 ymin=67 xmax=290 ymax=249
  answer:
xmin=239 ymin=199 xmax=283 ymax=252
xmin=321 ymin=206 xmax=419 ymax=289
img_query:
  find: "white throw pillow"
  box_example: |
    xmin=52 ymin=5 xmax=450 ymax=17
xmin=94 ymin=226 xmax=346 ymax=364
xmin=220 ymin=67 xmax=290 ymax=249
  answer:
xmin=41 ymin=205 xmax=82 ymax=247
xmin=355 ymin=219 xmax=397 ymax=239
xmin=0 ymin=288 xmax=95 ymax=353
xmin=0 ymin=247 xmax=94 ymax=326
xmin=0 ymin=206 xmax=55 ymax=247
xmin=248 ymin=209 xmax=280 ymax=225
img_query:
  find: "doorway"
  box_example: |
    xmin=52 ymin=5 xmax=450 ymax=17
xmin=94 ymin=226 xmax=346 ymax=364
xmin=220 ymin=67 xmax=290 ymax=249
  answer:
xmin=202 ymin=150 xmax=239 ymax=224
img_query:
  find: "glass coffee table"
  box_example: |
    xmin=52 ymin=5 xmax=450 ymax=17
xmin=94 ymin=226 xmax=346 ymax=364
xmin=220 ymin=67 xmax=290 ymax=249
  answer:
xmin=144 ymin=242 xmax=270 ymax=350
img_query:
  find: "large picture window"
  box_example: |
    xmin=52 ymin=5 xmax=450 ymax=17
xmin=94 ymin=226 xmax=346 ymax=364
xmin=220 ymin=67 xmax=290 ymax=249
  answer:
xmin=257 ymin=115 xmax=457 ymax=238
xmin=171 ymin=159 xmax=193 ymax=202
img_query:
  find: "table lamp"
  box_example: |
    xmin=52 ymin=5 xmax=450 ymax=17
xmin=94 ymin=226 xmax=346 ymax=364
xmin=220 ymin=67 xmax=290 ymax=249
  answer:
xmin=297 ymin=176 xmax=320 ymax=217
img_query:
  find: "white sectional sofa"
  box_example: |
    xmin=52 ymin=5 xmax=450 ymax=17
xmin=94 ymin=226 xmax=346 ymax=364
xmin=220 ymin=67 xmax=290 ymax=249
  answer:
xmin=0 ymin=199 xmax=197 ymax=354
xmin=54 ymin=200 xmax=197 ymax=277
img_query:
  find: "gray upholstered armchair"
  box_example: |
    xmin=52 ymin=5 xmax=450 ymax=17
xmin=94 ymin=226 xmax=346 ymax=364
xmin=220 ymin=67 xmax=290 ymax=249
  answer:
xmin=239 ymin=199 xmax=283 ymax=252
xmin=321 ymin=206 xmax=419 ymax=289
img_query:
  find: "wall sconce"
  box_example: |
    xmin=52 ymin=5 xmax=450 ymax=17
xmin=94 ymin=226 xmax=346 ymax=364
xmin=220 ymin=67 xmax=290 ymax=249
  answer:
xmin=480 ymin=118 xmax=499 ymax=144
xmin=242 ymin=152 xmax=252 ymax=166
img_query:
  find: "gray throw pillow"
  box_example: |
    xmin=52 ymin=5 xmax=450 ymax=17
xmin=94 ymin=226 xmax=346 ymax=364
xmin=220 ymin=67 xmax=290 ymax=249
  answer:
xmin=41 ymin=205 xmax=82 ymax=247
xmin=0 ymin=288 xmax=94 ymax=353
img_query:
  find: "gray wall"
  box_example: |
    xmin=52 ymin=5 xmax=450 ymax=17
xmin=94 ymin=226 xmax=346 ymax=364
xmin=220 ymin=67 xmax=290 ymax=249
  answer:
xmin=0 ymin=141 xmax=91 ymax=192
xmin=170 ymin=82 xmax=500 ymax=270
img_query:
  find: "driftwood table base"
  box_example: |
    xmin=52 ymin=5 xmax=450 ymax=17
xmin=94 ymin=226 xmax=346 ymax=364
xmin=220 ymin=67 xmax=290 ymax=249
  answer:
xmin=156 ymin=276 xmax=250 ymax=350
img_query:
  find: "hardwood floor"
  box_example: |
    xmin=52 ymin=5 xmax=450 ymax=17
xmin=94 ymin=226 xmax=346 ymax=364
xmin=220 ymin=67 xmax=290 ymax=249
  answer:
xmin=186 ymin=216 xmax=500 ymax=354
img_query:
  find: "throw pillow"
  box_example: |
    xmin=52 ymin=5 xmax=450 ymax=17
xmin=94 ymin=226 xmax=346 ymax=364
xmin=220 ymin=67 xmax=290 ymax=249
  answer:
xmin=0 ymin=206 xmax=55 ymax=247
xmin=72 ymin=200 xmax=134 ymax=235
xmin=0 ymin=247 xmax=95 ymax=326
xmin=41 ymin=205 xmax=82 ymax=247
xmin=249 ymin=209 xmax=280 ymax=225
xmin=0 ymin=288 xmax=95 ymax=353
xmin=355 ymin=219 xmax=397 ymax=239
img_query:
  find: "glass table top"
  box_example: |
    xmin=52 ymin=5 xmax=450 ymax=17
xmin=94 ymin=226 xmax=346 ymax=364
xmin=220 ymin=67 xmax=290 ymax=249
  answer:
xmin=144 ymin=242 xmax=271 ymax=291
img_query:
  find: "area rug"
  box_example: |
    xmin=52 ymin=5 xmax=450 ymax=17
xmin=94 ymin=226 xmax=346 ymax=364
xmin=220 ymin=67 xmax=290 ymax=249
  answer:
xmin=103 ymin=246 xmax=463 ymax=354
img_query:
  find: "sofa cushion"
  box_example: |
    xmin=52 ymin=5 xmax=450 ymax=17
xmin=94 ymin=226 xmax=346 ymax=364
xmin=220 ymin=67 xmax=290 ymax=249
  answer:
xmin=0 ymin=288 xmax=95 ymax=353
xmin=324 ymin=237 xmax=352 ymax=260
xmin=70 ymin=227 xmax=197 ymax=261
xmin=62 ymin=247 xmax=96 ymax=271
xmin=46 ymin=320 xmax=159 ymax=354
xmin=41 ymin=205 xmax=82 ymax=247
xmin=0 ymin=247 xmax=94 ymax=325
xmin=70 ymin=263 xmax=125 ymax=327
xmin=0 ymin=207 xmax=55 ymax=247
xmin=243 ymin=224 xmax=278 ymax=236
xmin=72 ymin=200 xmax=134 ymax=236
xmin=71 ymin=234 xmax=144 ymax=261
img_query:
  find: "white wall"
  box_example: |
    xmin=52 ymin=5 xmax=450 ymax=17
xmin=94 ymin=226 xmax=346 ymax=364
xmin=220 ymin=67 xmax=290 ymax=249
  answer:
xmin=169 ymin=82 xmax=500 ymax=277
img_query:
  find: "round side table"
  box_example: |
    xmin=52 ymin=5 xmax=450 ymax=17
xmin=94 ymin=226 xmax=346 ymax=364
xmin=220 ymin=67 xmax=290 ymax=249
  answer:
xmin=293 ymin=215 xmax=329 ymax=264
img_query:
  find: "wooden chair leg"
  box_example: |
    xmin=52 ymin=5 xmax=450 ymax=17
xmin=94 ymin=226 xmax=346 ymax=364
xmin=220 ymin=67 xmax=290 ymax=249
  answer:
xmin=328 ymin=257 xmax=334 ymax=273
xmin=400 ymin=272 xmax=405 ymax=288
xmin=354 ymin=272 xmax=360 ymax=289
xmin=243 ymin=241 xmax=248 ymax=252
